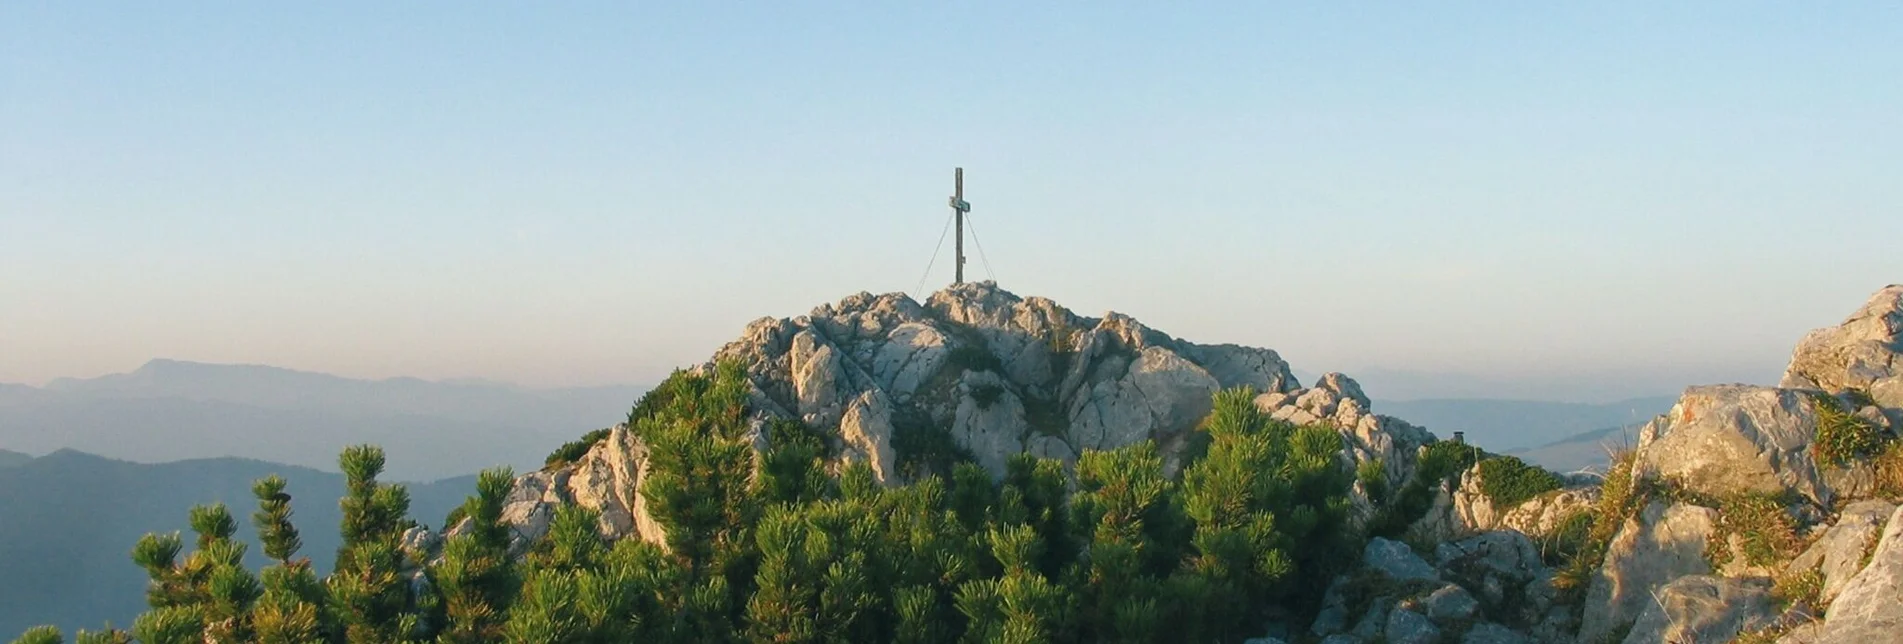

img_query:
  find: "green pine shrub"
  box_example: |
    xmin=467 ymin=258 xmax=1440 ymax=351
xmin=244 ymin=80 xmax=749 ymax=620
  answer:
xmin=50 ymin=363 xmax=1394 ymax=643
xmin=1366 ymin=439 xmax=1483 ymax=538
xmin=1476 ymin=455 xmax=1564 ymax=509
xmin=946 ymin=345 xmax=1003 ymax=373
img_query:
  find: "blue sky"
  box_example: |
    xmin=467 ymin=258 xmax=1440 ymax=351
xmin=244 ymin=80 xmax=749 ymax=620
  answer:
xmin=3 ymin=3 xmax=1898 ymax=400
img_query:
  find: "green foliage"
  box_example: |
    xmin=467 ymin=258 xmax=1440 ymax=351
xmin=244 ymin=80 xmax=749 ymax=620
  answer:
xmin=1366 ymin=439 xmax=1483 ymax=538
xmin=64 ymin=360 xmax=1418 ymax=643
xmin=330 ymin=444 xmax=419 ymax=644
xmin=69 ymin=630 xmax=131 ymax=644
xmin=758 ymin=418 xmax=834 ymax=506
xmin=1476 ymin=455 xmax=1564 ymax=509
xmin=946 ymin=345 xmax=1003 ymax=374
xmin=9 ymin=626 xmax=61 ymax=644
xmin=1556 ymin=450 xmax=1642 ymax=596
xmin=1177 ymin=387 xmax=1356 ymax=640
xmin=1068 ymin=443 xmax=1188 ymax=642
xmin=892 ymin=408 xmax=974 ymax=480
xmin=430 ymin=467 xmax=518 ymax=643
xmin=545 ymin=428 xmax=611 ymax=469
xmin=1772 ymin=568 xmax=1824 ymax=612
xmin=129 ymin=607 xmax=203 ymax=644
xmin=1878 ymin=440 xmax=1903 ymax=499
xmin=1706 ymin=492 xmax=1803 ymax=569
xmin=251 ymin=475 xmax=302 ymax=564
xmin=970 ymin=383 xmax=1005 ymax=409
xmin=1019 ymin=395 xmax=1071 ymax=439
xmin=1356 ymin=459 xmax=1389 ymax=505
xmin=1811 ymin=393 xmax=1889 ymax=465
xmin=1538 ymin=511 xmax=1594 ymax=567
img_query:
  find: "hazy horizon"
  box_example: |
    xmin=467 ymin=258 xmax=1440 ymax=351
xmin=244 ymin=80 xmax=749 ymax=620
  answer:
xmin=6 ymin=3 xmax=1898 ymax=396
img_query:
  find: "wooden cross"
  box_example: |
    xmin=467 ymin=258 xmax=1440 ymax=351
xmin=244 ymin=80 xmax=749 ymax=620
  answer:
xmin=949 ymin=168 xmax=972 ymax=284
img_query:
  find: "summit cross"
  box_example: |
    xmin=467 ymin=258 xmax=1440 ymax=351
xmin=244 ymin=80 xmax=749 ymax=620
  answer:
xmin=949 ymin=167 xmax=972 ymax=285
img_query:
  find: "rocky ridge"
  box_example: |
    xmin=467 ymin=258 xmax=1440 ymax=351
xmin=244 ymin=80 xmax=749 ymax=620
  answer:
xmin=424 ymin=282 xmax=1903 ymax=644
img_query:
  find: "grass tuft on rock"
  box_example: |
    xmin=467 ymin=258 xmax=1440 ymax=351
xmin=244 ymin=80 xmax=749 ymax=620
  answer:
xmin=1705 ymin=492 xmax=1803 ymax=570
xmin=1555 ymin=450 xmax=1642 ymax=596
xmin=1810 ymin=393 xmax=1888 ymax=466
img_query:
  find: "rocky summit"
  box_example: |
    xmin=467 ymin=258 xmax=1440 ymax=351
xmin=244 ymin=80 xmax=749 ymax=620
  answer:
xmin=483 ymin=282 xmax=1434 ymax=547
xmin=439 ymin=283 xmax=1903 ymax=644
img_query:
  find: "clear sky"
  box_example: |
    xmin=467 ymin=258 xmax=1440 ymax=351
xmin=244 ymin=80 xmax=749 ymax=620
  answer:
xmin=3 ymin=3 xmax=1898 ymax=401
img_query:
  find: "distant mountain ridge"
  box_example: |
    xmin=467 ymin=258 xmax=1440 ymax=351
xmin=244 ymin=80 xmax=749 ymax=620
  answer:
xmin=0 ymin=449 xmax=473 ymax=637
xmin=1373 ymin=396 xmax=1675 ymax=452
xmin=0 ymin=359 xmax=643 ymax=480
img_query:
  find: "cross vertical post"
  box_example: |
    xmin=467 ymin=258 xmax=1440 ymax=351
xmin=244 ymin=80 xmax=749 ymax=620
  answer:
xmin=949 ymin=168 xmax=971 ymax=285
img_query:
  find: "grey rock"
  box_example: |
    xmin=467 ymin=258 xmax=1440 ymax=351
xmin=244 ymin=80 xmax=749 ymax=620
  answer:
xmin=400 ymin=525 xmax=439 ymax=556
xmin=1780 ymin=284 xmax=1903 ymax=408
xmin=1578 ymin=501 xmax=1718 ymax=644
xmin=1437 ymin=531 xmax=1545 ymax=585
xmin=1619 ymin=575 xmax=1777 ymax=644
xmin=1424 ymin=584 xmax=1480 ymax=623
xmin=1312 ymin=576 xmax=1354 ymax=635
xmin=1366 ymin=537 xmax=1440 ymax=582
xmin=1462 ymin=623 xmax=1534 ymax=644
xmin=1787 ymin=500 xmax=1897 ymax=607
xmin=1385 ymin=608 xmax=1440 ymax=644
xmin=949 ymin=370 xmax=1027 ymax=477
xmin=497 ymin=424 xmax=670 ymax=553
xmin=1438 ymin=530 xmax=1548 ymax=619
xmin=1241 ymin=638 xmax=1287 ymax=644
xmin=709 ymin=282 xmax=1343 ymax=486
xmin=1633 ymin=384 xmax=1833 ymax=505
xmin=1320 ymin=636 xmax=1366 ymax=644
xmin=1817 ymin=505 xmax=1903 ymax=642
xmin=837 ymin=390 xmax=901 ymax=484
xmin=1776 ymin=621 xmax=1827 ymax=643
xmin=1351 ymin=596 xmax=1395 ymax=640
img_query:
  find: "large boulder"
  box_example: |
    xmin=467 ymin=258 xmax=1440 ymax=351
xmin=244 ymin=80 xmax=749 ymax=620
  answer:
xmin=1816 ymin=505 xmax=1903 ymax=642
xmin=1781 ymin=285 xmax=1903 ymax=409
xmin=1578 ymin=501 xmax=1718 ymax=644
xmin=1365 ymin=537 xmax=1440 ymax=582
xmin=1619 ymin=575 xmax=1778 ymax=644
xmin=1436 ymin=531 xmax=1549 ymax=622
xmin=1633 ymin=385 xmax=1833 ymax=505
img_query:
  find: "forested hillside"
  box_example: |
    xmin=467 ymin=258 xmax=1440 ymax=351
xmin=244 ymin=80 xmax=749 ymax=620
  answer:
xmin=9 ymin=362 xmax=1407 ymax=642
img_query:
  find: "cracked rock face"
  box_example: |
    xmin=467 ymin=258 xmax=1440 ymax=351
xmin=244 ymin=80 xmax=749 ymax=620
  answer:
xmin=1781 ymin=285 xmax=1903 ymax=408
xmin=490 ymin=424 xmax=669 ymax=553
xmin=1578 ymin=501 xmax=1717 ymax=644
xmin=1816 ymin=505 xmax=1903 ymax=643
xmin=1619 ymin=575 xmax=1777 ymax=644
xmin=1633 ymin=385 xmax=1834 ymax=505
xmin=1787 ymin=500 xmax=1897 ymax=608
xmin=712 ymin=282 xmax=1305 ymax=482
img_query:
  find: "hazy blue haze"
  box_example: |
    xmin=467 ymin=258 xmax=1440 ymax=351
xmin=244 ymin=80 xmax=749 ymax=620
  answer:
xmin=4 ymin=3 xmax=1898 ymax=400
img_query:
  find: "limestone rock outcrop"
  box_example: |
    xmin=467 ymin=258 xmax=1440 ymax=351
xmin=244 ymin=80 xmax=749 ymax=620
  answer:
xmin=1619 ymin=575 xmax=1778 ymax=644
xmin=1633 ymin=385 xmax=1834 ymax=505
xmin=1813 ymin=505 xmax=1903 ymax=642
xmin=490 ymin=424 xmax=668 ymax=551
xmin=1254 ymin=373 xmax=1434 ymax=494
xmin=1578 ymin=502 xmax=1718 ymax=644
xmin=1781 ymin=285 xmax=1903 ymax=410
xmin=713 ymin=282 xmax=1305 ymax=482
xmin=1786 ymin=500 xmax=1897 ymax=607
